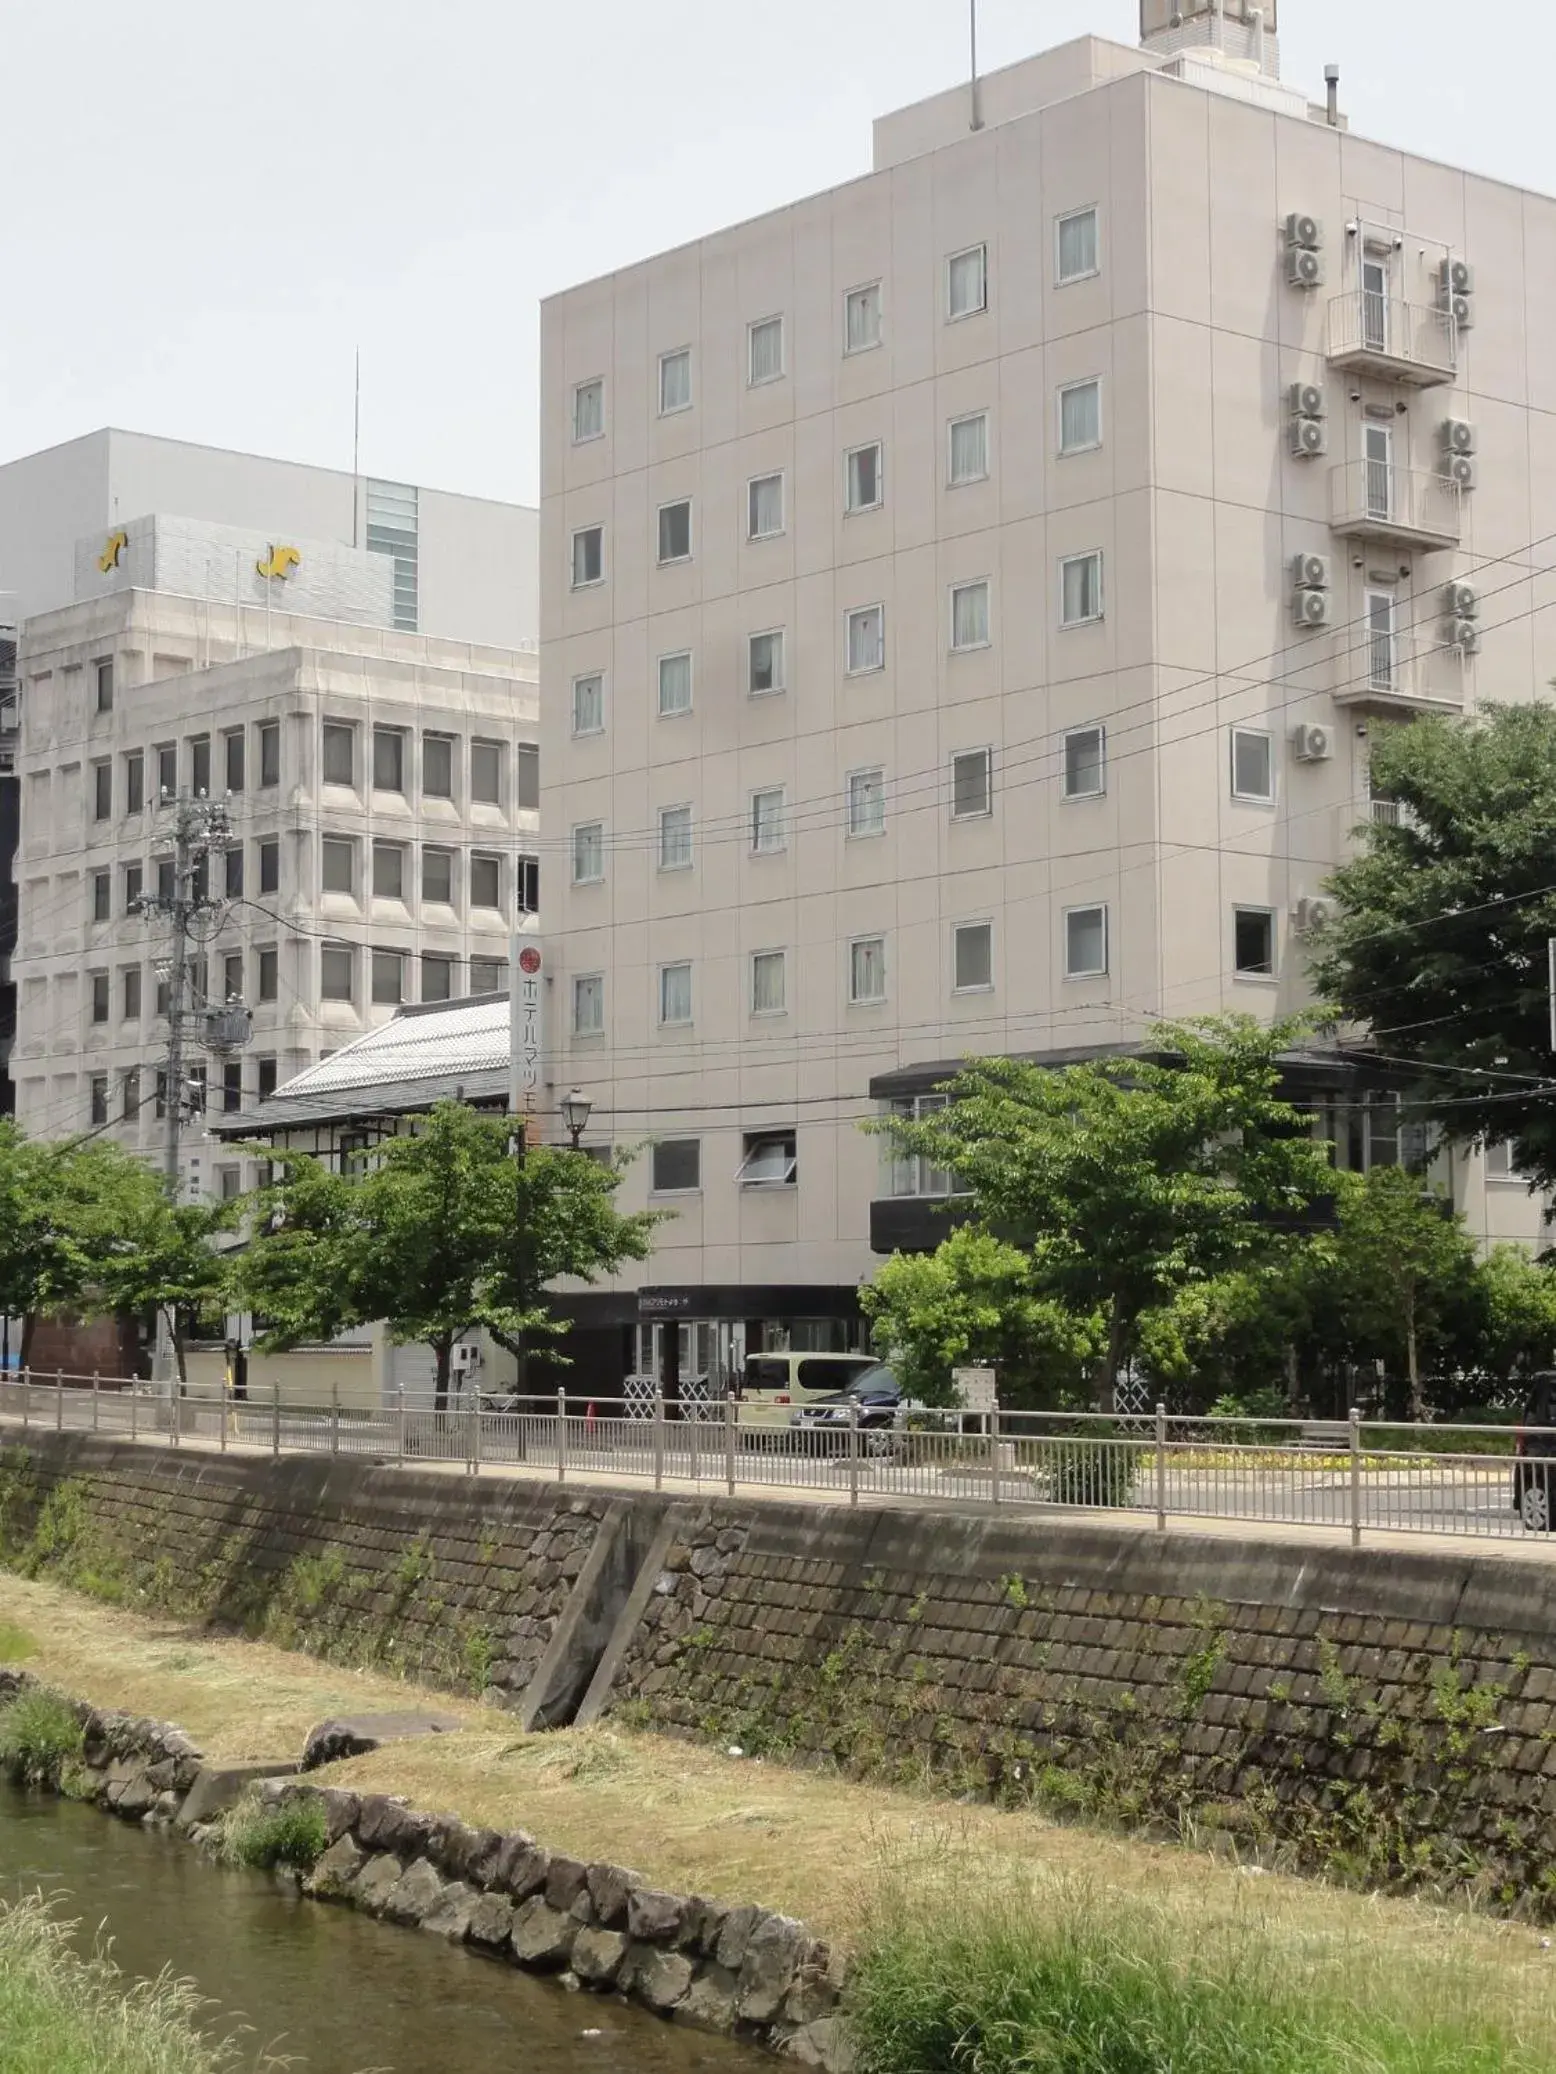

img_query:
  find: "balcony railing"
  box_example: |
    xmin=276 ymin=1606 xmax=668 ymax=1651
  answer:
xmin=1329 ymin=460 xmax=1461 ymax=553
xmin=1330 ymin=630 xmax=1467 ymax=714
xmin=1326 ymin=291 xmax=1457 ymax=386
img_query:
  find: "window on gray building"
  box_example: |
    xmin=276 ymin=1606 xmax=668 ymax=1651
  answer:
xmin=156 ymin=743 xmax=177 ymax=799
xmin=94 ymin=658 xmax=114 ymax=713
xmin=90 ymin=971 xmax=109 ymax=1023
xmin=423 ymin=733 xmax=454 ymax=800
xmin=190 ymin=735 xmax=211 ymax=797
xmin=421 ymin=953 xmax=454 ymax=1003
xmin=470 ymin=739 xmax=502 ymax=806
xmin=516 ymin=853 xmax=539 ymax=913
xmin=371 ymin=949 xmax=405 ymax=1005
xmin=124 ymin=749 xmax=144 ymax=814
xmin=470 ymin=854 xmax=502 ymax=910
xmin=320 ymin=836 xmax=355 ymax=895
xmin=320 ymin=944 xmax=356 ymax=1002
xmin=258 ymin=838 xmax=279 ymax=895
xmin=652 ymin=1139 xmax=701 ymax=1192
xmin=224 ymin=729 xmax=245 ymax=794
xmin=91 ymin=869 xmax=110 ymax=923
xmin=321 ymin=722 xmax=355 ymax=787
xmin=422 ymin=847 xmax=454 ymax=905
xmin=92 ymin=761 xmax=111 ymax=820
xmin=256 ymin=946 xmax=278 ymax=1003
xmin=373 ymin=726 xmax=405 ymax=793
xmin=372 ymin=841 xmax=405 ymax=901
xmin=122 ymin=966 xmax=141 ymax=1020
xmin=516 ymin=742 xmax=539 ymax=810
xmin=258 ymin=721 xmax=280 ymax=788
xmin=366 ymin=478 xmax=419 ymax=631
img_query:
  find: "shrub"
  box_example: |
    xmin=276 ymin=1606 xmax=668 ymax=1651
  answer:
xmin=1037 ymin=1431 xmax=1144 ymax=1508
xmin=219 ymin=1788 xmax=328 ymax=1872
xmin=0 ymin=1691 xmax=84 ymax=1784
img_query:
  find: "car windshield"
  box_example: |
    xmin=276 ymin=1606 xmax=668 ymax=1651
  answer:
xmin=842 ymin=1364 xmax=897 ymax=1397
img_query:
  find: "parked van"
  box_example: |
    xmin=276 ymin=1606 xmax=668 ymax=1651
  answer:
xmin=733 ymin=1352 xmax=878 ymax=1435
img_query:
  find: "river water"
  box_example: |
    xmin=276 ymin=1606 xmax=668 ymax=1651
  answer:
xmin=0 ymin=1785 xmax=762 ymax=2074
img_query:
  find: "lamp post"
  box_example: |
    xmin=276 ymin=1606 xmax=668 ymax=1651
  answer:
xmin=561 ymin=1088 xmax=593 ymax=1151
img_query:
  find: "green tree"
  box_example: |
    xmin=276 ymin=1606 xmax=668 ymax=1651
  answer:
xmin=1470 ymin=1243 xmax=1556 ymax=1384
xmin=96 ymin=1194 xmax=241 ymax=1385
xmin=1313 ymin=704 xmax=1556 ymax=1187
xmin=868 ymin=1016 xmax=1333 ymax=1410
xmin=237 ymin=1103 xmax=658 ymax=1408
xmin=1323 ymin=1166 xmax=1478 ymax=1421
xmin=860 ymin=1226 xmax=1103 ymax=1409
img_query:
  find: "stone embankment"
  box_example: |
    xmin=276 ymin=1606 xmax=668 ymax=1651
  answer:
xmin=0 ymin=1668 xmax=850 ymax=2069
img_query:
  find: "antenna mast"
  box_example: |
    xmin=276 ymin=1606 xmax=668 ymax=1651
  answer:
xmin=969 ymin=0 xmax=983 ymax=131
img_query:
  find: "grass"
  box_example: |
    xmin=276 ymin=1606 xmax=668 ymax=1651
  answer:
xmin=219 ymin=1786 xmax=328 ymax=1873
xmin=0 ymin=1688 xmax=83 ymax=1782
xmin=0 ymin=1619 xmax=37 ymax=1662
xmin=0 ymin=1895 xmax=258 ymax=2074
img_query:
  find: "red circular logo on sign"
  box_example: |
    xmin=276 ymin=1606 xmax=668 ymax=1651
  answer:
xmin=519 ymin=947 xmax=542 ymax=974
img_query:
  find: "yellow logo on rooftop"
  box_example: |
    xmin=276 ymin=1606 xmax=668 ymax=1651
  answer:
xmin=256 ymin=543 xmax=301 ymax=582
xmin=98 ymin=530 xmax=128 ymax=574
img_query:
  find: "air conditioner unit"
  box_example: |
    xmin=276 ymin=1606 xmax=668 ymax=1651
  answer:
xmin=1289 ymin=381 xmax=1326 ymax=420
xmin=1292 ymin=590 xmax=1331 ymax=629
xmin=1292 ymin=722 xmax=1334 ymax=761
xmin=1440 ymin=256 xmax=1474 ymax=297
xmin=1289 ymin=416 xmax=1327 ymax=458
xmin=1440 ymin=418 xmax=1476 ymax=455
xmin=1447 ymin=619 xmax=1481 ymax=656
xmin=451 ymin=1342 xmax=482 ymax=1373
xmin=1294 ymin=896 xmax=1334 ymax=935
xmin=1286 ymin=212 xmax=1323 ymax=251
xmin=1287 ymin=247 xmax=1323 ymax=289
xmin=1446 ymin=454 xmax=1477 ymax=490
xmin=1292 ymin=551 xmax=1331 ymax=590
xmin=1444 ymin=580 xmax=1478 ymax=618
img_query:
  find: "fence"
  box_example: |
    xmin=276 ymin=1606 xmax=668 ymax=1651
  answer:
xmin=0 ymin=1372 xmax=1549 ymax=1552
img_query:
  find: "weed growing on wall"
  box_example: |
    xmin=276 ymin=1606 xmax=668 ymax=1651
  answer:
xmin=220 ymin=1788 xmax=328 ymax=1873
xmin=0 ymin=1691 xmax=83 ymax=1786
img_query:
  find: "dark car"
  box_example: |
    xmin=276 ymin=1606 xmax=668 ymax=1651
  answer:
xmin=1512 ymin=1372 xmax=1556 ymax=1531
xmin=790 ymin=1363 xmax=912 ymax=1450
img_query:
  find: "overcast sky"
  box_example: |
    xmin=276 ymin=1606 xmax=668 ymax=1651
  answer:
xmin=6 ymin=1 xmax=1553 ymax=509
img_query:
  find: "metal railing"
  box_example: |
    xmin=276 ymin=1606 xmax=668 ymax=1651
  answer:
xmin=1329 ymin=460 xmax=1461 ymax=549
xmin=0 ymin=1373 xmax=1549 ymax=1552
xmin=1326 ymin=292 xmax=1457 ymax=381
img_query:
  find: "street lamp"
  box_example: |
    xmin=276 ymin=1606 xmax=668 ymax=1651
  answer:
xmin=561 ymin=1088 xmax=593 ymax=1150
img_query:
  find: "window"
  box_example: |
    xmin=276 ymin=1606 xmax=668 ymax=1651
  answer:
xmin=222 ymin=951 xmax=243 ymax=1002
xmin=154 ymin=1069 xmax=167 ymax=1120
xmin=737 ymin=1130 xmax=797 ymax=1186
xmin=659 ymin=961 xmax=693 ymax=1026
xmin=1062 ymin=726 xmax=1106 ymax=799
xmin=373 ymin=726 xmax=405 ymax=792
xmin=257 ymin=946 xmax=278 ymax=1003
xmin=572 ymin=673 xmax=604 ymax=736
xmin=846 ymin=604 xmax=885 ymax=674
xmin=1367 ymin=590 xmax=1398 ymax=690
xmin=92 ymin=760 xmax=112 ymax=820
xmin=748 ymin=315 xmax=784 ymax=385
xmin=122 ymin=966 xmax=141 ymax=1019
xmin=224 ymin=730 xmax=245 ymax=794
xmin=94 ymin=659 xmax=114 ymax=714
xmin=91 ymin=869 xmax=110 ymax=923
xmin=192 ymin=853 xmax=210 ymax=904
xmin=190 ymin=735 xmax=211 ymax=797
xmin=421 ymin=954 xmax=453 ymax=1003
xmin=948 ymin=412 xmax=989 ymax=485
xmin=849 ymin=935 xmax=887 ymax=1004
xmin=90 ymin=971 xmax=109 ymax=1024
xmin=747 ymin=473 xmax=784 ymax=540
xmin=516 ymin=852 xmax=540 ymax=912
xmin=89 ymin=1075 xmax=108 ymax=1127
xmin=751 ymin=949 xmax=787 ymax=1016
xmin=371 ymin=949 xmax=405 ymax=1005
xmin=320 ymin=836 xmax=355 ymax=895
xmin=652 ymin=1139 xmax=701 ymax=1192
xmin=1058 ymin=378 xmax=1102 ymax=455
xmin=659 ymin=348 xmax=692 ymax=415
xmin=845 ymin=282 xmax=882 ymax=353
xmin=751 ymin=786 xmax=786 ymax=854
xmin=1487 ymin=1140 xmax=1526 ymax=1181
xmin=222 ymin=1061 xmax=243 ymax=1115
xmin=258 ymin=721 xmax=280 ymax=788
xmin=122 ymin=1067 xmax=141 ymax=1121
xmin=951 ymin=579 xmax=991 ymax=651
xmin=123 ymin=861 xmax=143 ymax=911
xmin=749 ymin=629 xmax=785 ymax=695
xmin=846 ymin=443 xmax=883 ymax=514
xmin=954 ymin=922 xmax=994 ymax=993
xmin=1064 ymin=905 xmax=1109 ymax=979
xmin=888 ymin=1093 xmax=963 ymax=1200
xmin=561 ymin=972 xmax=602 ymax=1039
xmin=1234 ymin=907 xmax=1277 ymax=979
xmin=951 ymin=748 xmax=993 ymax=820
xmin=216 ymin=1164 xmax=243 ymax=1202
xmin=320 ymin=944 xmax=355 ymax=1003
xmin=124 ymin=750 xmax=144 ymax=814
xmin=224 ymin=845 xmax=244 ymax=897
xmin=470 ymin=957 xmax=508 ymax=995
xmin=657 ymin=499 xmax=692 ymax=564
xmin=156 ymin=971 xmax=171 ymax=1018
xmin=847 ymin=768 xmax=886 ymax=838
xmin=572 ymin=821 xmax=604 ymax=884
xmin=471 ymin=739 xmax=502 ymax=806
xmin=571 ymin=525 xmax=604 ymax=588
xmin=156 ymin=743 xmax=178 ymax=798
xmin=1056 ymin=206 xmax=1100 ymax=283
xmin=422 ymin=846 xmax=454 ymax=904
xmin=1060 ymin=551 xmax=1104 ymax=627
xmin=423 ymin=733 xmax=454 ymax=799
xmin=470 ymin=853 xmax=502 ymax=909
xmin=658 ymin=651 xmax=693 ymax=717
xmin=259 ymin=838 xmax=279 ymax=895
xmin=572 ymin=377 xmax=604 ymax=443
xmin=1231 ymin=728 xmax=1275 ymax=803
xmin=373 ymin=841 xmax=405 ymax=900
xmin=947 ymin=243 xmax=988 ymax=319
xmin=322 ymin=722 xmax=355 ymax=787
xmin=658 ymin=805 xmax=693 ymax=871
xmin=157 ymin=856 xmax=175 ymax=903
xmin=257 ymin=1056 xmax=278 ymax=1100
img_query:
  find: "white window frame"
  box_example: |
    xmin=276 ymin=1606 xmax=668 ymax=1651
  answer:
xmin=748 ymin=628 xmax=786 ymax=697
xmin=657 ymin=650 xmax=694 ymax=718
xmin=571 ymin=672 xmax=605 ymax=738
xmin=946 ymin=242 xmax=988 ymax=321
xmin=846 ymin=766 xmax=886 ymax=840
xmin=747 ymin=314 xmax=785 ymax=387
xmin=658 ymin=803 xmax=694 ymax=873
xmin=1366 ymin=588 xmax=1398 ymax=691
xmin=844 ymin=280 xmax=883 ymax=355
xmin=953 ymin=920 xmax=995 ymax=995
xmin=845 ymin=441 xmax=884 ymax=515
xmin=750 ymin=786 xmax=787 ymax=855
xmin=570 ymin=525 xmax=604 ymax=589
xmin=750 ymin=949 xmax=788 ymax=1018
xmin=848 ymin=934 xmax=888 ymax=1006
xmin=1230 ymin=726 xmax=1276 ymax=805
xmin=947 ymin=411 xmax=990 ymax=486
xmin=1057 ymin=377 xmax=1103 ymax=456
xmin=950 ymin=747 xmax=993 ymax=821
xmin=1233 ymin=905 xmax=1279 ymax=982
xmin=656 ymin=497 xmax=693 ymax=566
xmin=1059 ymin=550 xmax=1104 ymax=628
xmin=658 ymin=961 xmax=694 ymax=1027
xmin=573 ymin=973 xmax=605 ymax=1038
xmin=658 ymin=347 xmax=692 ymax=416
xmin=736 ymin=1129 xmax=798 ymax=1186
xmin=1061 ymin=725 xmax=1107 ymax=801
xmin=572 ymin=377 xmax=605 ymax=444
xmin=1055 ymin=206 xmax=1101 ymax=285
xmin=950 ymin=579 xmax=992 ymax=653
xmin=1063 ymin=903 xmax=1110 ymax=980
xmin=747 ymin=472 xmax=785 ymax=541
xmin=571 ymin=820 xmax=605 ymax=886
xmin=845 ymin=603 xmax=886 ymax=676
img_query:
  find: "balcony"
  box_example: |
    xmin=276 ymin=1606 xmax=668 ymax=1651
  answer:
xmin=1329 ymin=460 xmax=1461 ymax=554
xmin=1326 ymin=291 xmax=1457 ymax=387
xmin=1331 ymin=630 xmax=1467 ymax=716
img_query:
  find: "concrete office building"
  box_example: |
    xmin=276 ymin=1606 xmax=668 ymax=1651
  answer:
xmin=540 ymin=0 xmax=1556 ymax=1394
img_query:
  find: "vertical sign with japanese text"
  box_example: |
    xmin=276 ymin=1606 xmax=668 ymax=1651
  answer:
xmin=510 ymin=927 xmax=544 ymax=1125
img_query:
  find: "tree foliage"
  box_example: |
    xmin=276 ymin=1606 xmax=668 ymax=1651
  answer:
xmin=1323 ymin=1168 xmax=1479 ymax=1421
